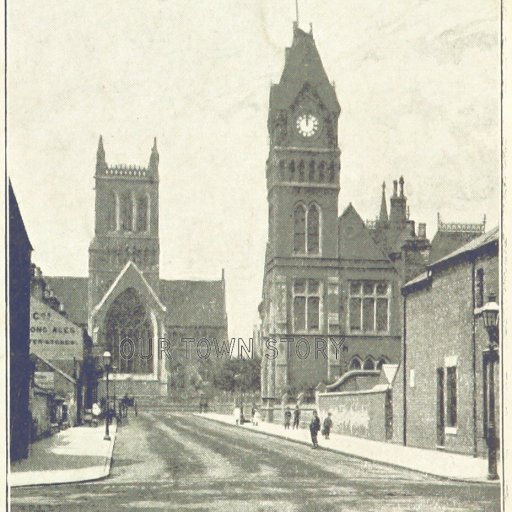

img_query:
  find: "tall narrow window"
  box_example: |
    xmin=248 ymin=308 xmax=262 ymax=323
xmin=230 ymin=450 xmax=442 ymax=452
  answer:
xmin=107 ymin=191 xmax=117 ymax=231
xmin=293 ymin=279 xmax=321 ymax=332
xmin=307 ymin=204 xmax=320 ymax=253
xmin=476 ymin=268 xmax=484 ymax=308
xmin=137 ymin=195 xmax=148 ymax=232
xmin=294 ymin=205 xmax=306 ymax=253
xmin=446 ymin=366 xmax=457 ymax=427
xmin=121 ymin=192 xmax=133 ymax=232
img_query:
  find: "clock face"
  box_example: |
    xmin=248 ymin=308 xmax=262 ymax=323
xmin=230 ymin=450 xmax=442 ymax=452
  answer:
xmin=296 ymin=113 xmax=319 ymax=138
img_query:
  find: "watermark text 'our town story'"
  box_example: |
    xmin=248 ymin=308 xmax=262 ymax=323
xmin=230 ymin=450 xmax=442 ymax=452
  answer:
xmin=112 ymin=337 xmax=348 ymax=362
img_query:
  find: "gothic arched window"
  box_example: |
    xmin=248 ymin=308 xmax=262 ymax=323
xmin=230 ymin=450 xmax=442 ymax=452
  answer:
xmin=363 ymin=358 xmax=375 ymax=370
xmin=350 ymin=357 xmax=362 ymax=370
xmin=376 ymin=357 xmax=389 ymax=370
xmin=293 ymin=204 xmax=306 ymax=253
xmin=307 ymin=204 xmax=320 ymax=254
xmin=105 ymin=288 xmax=153 ymax=374
xmin=121 ymin=192 xmax=133 ymax=232
xmin=136 ymin=194 xmax=149 ymax=232
xmin=107 ymin=191 xmax=117 ymax=231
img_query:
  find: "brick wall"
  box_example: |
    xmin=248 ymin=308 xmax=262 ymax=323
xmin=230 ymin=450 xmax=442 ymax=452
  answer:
xmin=404 ymin=245 xmax=498 ymax=456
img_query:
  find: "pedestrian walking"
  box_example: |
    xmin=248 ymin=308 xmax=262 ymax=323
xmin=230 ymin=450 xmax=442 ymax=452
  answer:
xmin=322 ymin=412 xmax=333 ymax=439
xmin=253 ymin=409 xmax=261 ymax=426
xmin=309 ymin=410 xmax=321 ymax=448
xmin=292 ymin=405 xmax=301 ymax=429
xmin=234 ymin=406 xmax=241 ymax=426
xmin=284 ymin=407 xmax=292 ymax=429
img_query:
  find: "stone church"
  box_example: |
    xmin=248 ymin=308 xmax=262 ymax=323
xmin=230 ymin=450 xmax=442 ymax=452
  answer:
xmin=259 ymin=23 xmax=485 ymax=412
xmin=45 ymin=137 xmax=228 ymax=399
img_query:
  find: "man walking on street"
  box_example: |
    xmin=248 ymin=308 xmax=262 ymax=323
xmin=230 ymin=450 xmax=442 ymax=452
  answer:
xmin=293 ymin=405 xmax=301 ymax=429
xmin=310 ymin=410 xmax=321 ymax=448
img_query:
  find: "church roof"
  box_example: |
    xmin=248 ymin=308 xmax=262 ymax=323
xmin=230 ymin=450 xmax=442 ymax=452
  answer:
xmin=45 ymin=276 xmax=89 ymax=327
xmin=270 ymin=26 xmax=340 ymax=113
xmin=46 ymin=274 xmax=227 ymax=330
xmin=338 ymin=204 xmax=391 ymax=262
xmin=159 ymin=279 xmax=226 ymax=328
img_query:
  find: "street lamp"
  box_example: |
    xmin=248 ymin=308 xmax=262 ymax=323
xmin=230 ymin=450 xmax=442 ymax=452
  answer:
xmin=481 ymin=293 xmax=499 ymax=480
xmin=103 ymin=351 xmax=112 ymax=441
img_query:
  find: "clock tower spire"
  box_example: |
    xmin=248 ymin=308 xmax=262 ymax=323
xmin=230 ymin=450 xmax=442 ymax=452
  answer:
xmin=261 ymin=25 xmax=342 ymax=413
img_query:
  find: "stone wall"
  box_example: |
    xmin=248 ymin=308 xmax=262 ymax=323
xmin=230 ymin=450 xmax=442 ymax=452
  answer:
xmin=317 ymin=389 xmax=391 ymax=441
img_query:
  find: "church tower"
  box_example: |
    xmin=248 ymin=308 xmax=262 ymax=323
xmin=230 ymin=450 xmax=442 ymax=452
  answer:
xmin=261 ymin=23 xmax=342 ymax=414
xmin=88 ymin=136 xmax=160 ymax=312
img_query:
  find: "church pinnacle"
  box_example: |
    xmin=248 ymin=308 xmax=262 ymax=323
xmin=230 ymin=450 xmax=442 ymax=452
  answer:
xmin=379 ymin=181 xmax=388 ymax=223
xmin=96 ymin=135 xmax=106 ymax=173
xmin=149 ymin=137 xmax=159 ymax=172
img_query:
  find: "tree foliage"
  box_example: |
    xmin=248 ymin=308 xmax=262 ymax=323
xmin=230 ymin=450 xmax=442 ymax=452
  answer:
xmin=212 ymin=357 xmax=261 ymax=393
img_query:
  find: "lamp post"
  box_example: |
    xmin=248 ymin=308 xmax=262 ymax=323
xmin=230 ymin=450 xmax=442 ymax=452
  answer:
xmin=481 ymin=293 xmax=499 ymax=480
xmin=103 ymin=351 xmax=112 ymax=441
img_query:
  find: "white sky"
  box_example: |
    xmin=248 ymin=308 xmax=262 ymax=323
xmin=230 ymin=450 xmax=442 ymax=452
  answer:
xmin=8 ymin=0 xmax=501 ymax=340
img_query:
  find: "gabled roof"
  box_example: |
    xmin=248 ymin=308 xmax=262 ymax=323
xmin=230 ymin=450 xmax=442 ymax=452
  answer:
xmin=45 ymin=276 xmax=88 ymax=327
xmin=428 ymin=226 xmax=499 ymax=269
xmin=338 ymin=204 xmax=392 ymax=262
xmin=270 ymin=27 xmax=339 ymax=113
xmin=160 ymin=279 xmax=226 ymax=328
xmin=92 ymin=261 xmax=166 ymax=317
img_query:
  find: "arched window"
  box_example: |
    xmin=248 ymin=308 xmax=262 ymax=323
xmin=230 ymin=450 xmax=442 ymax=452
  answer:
xmin=136 ymin=194 xmax=149 ymax=232
xmin=376 ymin=357 xmax=389 ymax=370
xmin=293 ymin=204 xmax=306 ymax=253
xmin=105 ymin=288 xmax=153 ymax=374
xmin=107 ymin=191 xmax=117 ymax=231
xmin=350 ymin=357 xmax=362 ymax=370
xmin=363 ymin=358 xmax=375 ymax=370
xmin=307 ymin=204 xmax=320 ymax=253
xmin=121 ymin=191 xmax=133 ymax=232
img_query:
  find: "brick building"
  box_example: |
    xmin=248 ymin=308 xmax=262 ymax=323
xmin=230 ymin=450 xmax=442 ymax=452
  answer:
xmin=43 ymin=138 xmax=228 ymax=399
xmin=9 ymin=182 xmax=33 ymax=461
xmin=400 ymin=226 xmax=499 ymax=456
xmin=259 ymin=24 xmax=431 ymax=416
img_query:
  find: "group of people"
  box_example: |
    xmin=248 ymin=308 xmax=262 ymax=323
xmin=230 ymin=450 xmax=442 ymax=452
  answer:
xmin=234 ymin=403 xmax=334 ymax=449
xmin=284 ymin=406 xmax=333 ymax=449
xmin=233 ymin=405 xmax=261 ymax=426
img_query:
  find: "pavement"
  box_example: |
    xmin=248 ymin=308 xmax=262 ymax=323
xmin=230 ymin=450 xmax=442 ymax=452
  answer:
xmin=10 ymin=412 xmax=500 ymax=511
xmin=196 ymin=412 xmax=499 ymax=484
xmin=9 ymin=421 xmax=117 ymax=487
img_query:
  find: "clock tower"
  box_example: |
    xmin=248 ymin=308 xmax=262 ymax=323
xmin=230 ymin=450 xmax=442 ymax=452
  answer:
xmin=261 ymin=24 xmax=342 ymax=414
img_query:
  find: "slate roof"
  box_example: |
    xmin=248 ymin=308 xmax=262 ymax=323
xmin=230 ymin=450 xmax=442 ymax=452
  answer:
xmin=270 ymin=27 xmax=339 ymax=113
xmin=428 ymin=226 xmax=499 ymax=269
xmin=428 ymin=230 xmax=484 ymax=264
xmin=338 ymin=204 xmax=391 ymax=262
xmin=45 ymin=275 xmax=227 ymax=330
xmin=45 ymin=276 xmax=89 ymax=327
xmin=159 ymin=279 xmax=226 ymax=328
xmin=403 ymin=226 xmax=499 ymax=291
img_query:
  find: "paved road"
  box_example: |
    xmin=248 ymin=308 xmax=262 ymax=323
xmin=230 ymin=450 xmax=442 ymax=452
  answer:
xmin=11 ymin=412 xmax=500 ymax=511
